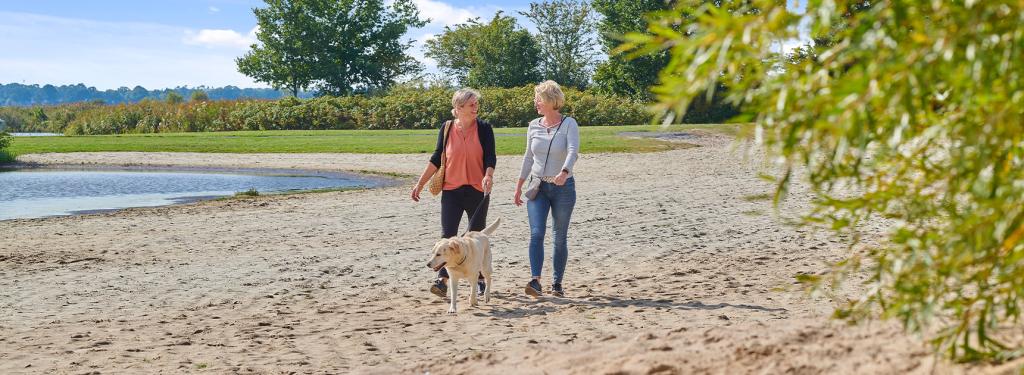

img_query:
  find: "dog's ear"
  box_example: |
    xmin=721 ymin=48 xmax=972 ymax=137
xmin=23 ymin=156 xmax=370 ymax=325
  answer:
xmin=448 ymin=241 xmax=462 ymax=257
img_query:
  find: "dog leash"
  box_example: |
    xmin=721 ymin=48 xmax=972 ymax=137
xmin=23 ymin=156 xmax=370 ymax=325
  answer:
xmin=460 ymin=192 xmax=490 ymax=237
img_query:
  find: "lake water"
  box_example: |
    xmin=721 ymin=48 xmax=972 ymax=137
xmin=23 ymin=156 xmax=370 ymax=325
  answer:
xmin=10 ymin=133 xmax=62 ymax=137
xmin=0 ymin=167 xmax=389 ymax=220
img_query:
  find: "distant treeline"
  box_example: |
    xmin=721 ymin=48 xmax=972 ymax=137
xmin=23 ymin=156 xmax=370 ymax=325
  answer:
xmin=0 ymin=85 xmax=657 ymax=135
xmin=0 ymin=83 xmax=316 ymax=107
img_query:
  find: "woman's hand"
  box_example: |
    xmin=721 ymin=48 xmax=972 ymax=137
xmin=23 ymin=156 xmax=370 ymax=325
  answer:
xmin=514 ymin=187 xmax=524 ymax=207
xmin=413 ymin=163 xmax=439 ymax=203
xmin=554 ymin=170 xmax=569 ymax=186
xmin=411 ymin=183 xmax=422 ymax=202
xmin=482 ymin=175 xmax=493 ymax=194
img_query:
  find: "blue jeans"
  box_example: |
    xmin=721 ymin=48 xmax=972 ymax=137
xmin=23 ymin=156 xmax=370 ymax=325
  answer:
xmin=527 ymin=177 xmax=576 ymax=285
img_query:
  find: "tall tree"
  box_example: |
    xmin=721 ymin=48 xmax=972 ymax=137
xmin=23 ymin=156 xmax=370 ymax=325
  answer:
xmin=425 ymin=12 xmax=541 ymax=88
xmin=318 ymin=0 xmax=426 ymax=95
xmin=521 ymin=0 xmax=599 ymax=89
xmin=237 ymin=0 xmax=317 ymax=97
xmin=237 ymin=0 xmax=426 ymax=96
xmin=636 ymin=0 xmax=1024 ymax=361
xmin=590 ymin=0 xmax=672 ymax=99
xmin=422 ymin=22 xmax=475 ymax=84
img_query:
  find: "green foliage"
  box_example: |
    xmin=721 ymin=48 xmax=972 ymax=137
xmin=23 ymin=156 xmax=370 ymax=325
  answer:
xmin=190 ymin=90 xmax=209 ymax=102
xmin=636 ymin=0 xmax=1024 ymax=361
xmin=422 ymin=23 xmax=474 ymax=84
xmin=236 ymin=0 xmax=324 ymax=96
xmin=165 ymin=92 xmax=184 ymax=104
xmin=235 ymin=188 xmax=260 ymax=197
xmin=521 ymin=0 xmax=599 ymax=89
xmin=591 ymin=0 xmax=672 ymax=100
xmin=0 ymin=107 xmax=33 ymax=132
xmin=425 ymin=12 xmax=541 ymax=88
xmin=59 ymin=100 xmax=237 ymax=135
xmin=590 ymin=0 xmax=739 ymax=123
xmin=9 ymin=86 xmax=650 ymax=135
xmin=316 ymin=0 xmax=427 ymax=95
xmin=0 ymin=102 xmax=106 ymax=133
xmin=0 ymin=131 xmax=12 ymax=164
xmin=237 ymin=0 xmax=426 ymax=96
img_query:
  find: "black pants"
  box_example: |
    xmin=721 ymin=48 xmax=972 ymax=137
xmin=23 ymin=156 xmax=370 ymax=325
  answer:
xmin=437 ymin=185 xmax=488 ymax=279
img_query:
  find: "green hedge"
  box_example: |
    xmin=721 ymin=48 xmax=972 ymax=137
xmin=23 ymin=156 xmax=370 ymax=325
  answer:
xmin=0 ymin=86 xmax=654 ymax=135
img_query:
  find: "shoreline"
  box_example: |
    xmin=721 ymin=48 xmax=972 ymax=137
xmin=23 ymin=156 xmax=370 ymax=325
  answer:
xmin=0 ymin=163 xmax=401 ymax=221
xmin=3 ymin=161 xmax=406 ymax=181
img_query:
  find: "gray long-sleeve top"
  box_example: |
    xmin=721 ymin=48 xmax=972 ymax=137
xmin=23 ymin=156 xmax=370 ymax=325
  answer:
xmin=519 ymin=116 xmax=580 ymax=180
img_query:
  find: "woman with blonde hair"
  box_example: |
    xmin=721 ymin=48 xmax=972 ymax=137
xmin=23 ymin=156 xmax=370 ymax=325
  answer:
xmin=412 ymin=88 xmax=496 ymax=298
xmin=514 ymin=80 xmax=580 ymax=297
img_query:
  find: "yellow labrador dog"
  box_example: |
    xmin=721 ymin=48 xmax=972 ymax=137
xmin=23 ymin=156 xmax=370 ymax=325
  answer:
xmin=426 ymin=218 xmax=501 ymax=314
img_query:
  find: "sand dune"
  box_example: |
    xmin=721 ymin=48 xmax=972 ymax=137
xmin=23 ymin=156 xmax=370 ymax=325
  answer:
xmin=1 ymin=134 xmax=1016 ymax=374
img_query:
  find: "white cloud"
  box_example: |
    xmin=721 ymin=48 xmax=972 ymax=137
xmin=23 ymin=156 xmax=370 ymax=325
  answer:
xmin=409 ymin=33 xmax=438 ymax=69
xmin=209 ymin=6 xmax=221 ymax=14
xmin=183 ymin=27 xmax=257 ymax=49
xmin=411 ymin=0 xmax=478 ymax=27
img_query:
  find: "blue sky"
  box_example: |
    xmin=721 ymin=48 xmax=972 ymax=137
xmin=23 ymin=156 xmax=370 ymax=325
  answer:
xmin=0 ymin=1 xmax=803 ymax=90
xmin=0 ymin=0 xmax=535 ymax=89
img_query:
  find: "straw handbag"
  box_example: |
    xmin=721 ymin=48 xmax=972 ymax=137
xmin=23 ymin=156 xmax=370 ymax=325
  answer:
xmin=427 ymin=120 xmax=452 ymax=196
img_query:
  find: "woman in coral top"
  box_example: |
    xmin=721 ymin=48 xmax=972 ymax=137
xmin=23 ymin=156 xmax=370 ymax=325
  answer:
xmin=411 ymin=88 xmax=496 ymax=298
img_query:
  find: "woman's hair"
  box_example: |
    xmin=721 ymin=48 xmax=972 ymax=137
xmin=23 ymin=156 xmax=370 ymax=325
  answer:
xmin=451 ymin=88 xmax=482 ymax=116
xmin=534 ymin=80 xmax=565 ymax=110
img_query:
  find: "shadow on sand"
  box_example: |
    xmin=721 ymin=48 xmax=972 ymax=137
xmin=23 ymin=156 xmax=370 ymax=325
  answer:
xmin=471 ymin=292 xmax=786 ymax=319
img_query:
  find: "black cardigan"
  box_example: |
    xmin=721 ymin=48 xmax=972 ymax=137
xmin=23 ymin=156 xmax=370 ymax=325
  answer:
xmin=429 ymin=119 xmax=497 ymax=170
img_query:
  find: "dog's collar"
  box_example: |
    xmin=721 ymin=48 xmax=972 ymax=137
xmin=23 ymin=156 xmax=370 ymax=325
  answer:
xmin=454 ymin=252 xmax=468 ymax=266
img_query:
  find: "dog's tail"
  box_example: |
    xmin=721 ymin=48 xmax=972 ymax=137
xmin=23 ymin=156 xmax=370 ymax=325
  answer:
xmin=482 ymin=217 xmax=501 ymax=235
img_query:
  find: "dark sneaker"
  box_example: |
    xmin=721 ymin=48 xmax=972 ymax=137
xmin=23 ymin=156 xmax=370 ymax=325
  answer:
xmin=477 ymin=279 xmax=486 ymax=296
xmin=430 ymin=279 xmax=448 ymax=298
xmin=525 ymin=279 xmax=543 ymax=297
xmin=551 ymin=283 xmax=564 ymax=297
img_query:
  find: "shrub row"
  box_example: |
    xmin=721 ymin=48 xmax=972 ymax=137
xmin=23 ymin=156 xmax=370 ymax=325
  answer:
xmin=0 ymin=86 xmax=654 ymax=135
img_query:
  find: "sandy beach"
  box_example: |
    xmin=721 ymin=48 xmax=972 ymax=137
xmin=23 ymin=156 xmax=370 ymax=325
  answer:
xmin=1 ymin=133 xmax=1018 ymax=374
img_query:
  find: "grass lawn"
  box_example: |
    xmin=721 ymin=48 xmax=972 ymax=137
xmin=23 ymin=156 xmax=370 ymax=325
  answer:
xmin=5 ymin=124 xmax=741 ymax=157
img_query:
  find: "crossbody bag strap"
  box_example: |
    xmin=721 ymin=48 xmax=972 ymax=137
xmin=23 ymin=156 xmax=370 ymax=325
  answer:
xmin=538 ymin=115 xmax=566 ymax=177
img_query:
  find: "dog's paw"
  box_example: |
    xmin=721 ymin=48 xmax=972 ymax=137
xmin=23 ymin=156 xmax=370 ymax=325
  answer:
xmin=447 ymin=308 xmax=457 ymax=315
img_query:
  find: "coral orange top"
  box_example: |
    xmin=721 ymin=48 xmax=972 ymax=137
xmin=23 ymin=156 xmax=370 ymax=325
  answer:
xmin=443 ymin=121 xmax=485 ymax=192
